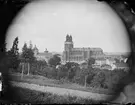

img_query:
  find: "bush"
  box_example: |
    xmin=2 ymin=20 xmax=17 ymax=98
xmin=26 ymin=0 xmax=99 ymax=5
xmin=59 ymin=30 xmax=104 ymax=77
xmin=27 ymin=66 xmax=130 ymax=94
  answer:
xmin=57 ymin=65 xmax=68 ymax=80
xmin=102 ymin=69 xmax=129 ymax=91
xmin=29 ymin=62 xmax=58 ymax=79
xmin=73 ymin=69 xmax=86 ymax=86
xmin=86 ymin=74 xmax=95 ymax=85
xmin=90 ymin=72 xmax=106 ymax=88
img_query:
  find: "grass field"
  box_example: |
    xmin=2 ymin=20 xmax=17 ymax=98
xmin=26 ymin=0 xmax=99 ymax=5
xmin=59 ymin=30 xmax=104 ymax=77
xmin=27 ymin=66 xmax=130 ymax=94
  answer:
xmin=6 ymin=86 xmax=108 ymax=104
xmin=9 ymin=72 xmax=116 ymax=95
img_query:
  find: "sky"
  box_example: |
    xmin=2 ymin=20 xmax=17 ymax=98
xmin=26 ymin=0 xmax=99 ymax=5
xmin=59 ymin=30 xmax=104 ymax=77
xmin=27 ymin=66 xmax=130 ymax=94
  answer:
xmin=6 ymin=0 xmax=131 ymax=53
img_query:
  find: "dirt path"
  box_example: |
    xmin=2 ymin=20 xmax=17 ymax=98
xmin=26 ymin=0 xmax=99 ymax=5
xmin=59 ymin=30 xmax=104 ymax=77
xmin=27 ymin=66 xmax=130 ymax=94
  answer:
xmin=10 ymin=81 xmax=114 ymax=101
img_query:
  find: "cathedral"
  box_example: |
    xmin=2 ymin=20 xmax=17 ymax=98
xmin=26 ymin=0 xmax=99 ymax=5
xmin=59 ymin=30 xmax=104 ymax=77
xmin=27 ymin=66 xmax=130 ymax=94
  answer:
xmin=62 ymin=35 xmax=104 ymax=64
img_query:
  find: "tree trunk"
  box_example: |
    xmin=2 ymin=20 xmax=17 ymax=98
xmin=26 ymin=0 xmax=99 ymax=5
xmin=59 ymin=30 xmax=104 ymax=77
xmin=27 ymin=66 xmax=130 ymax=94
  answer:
xmin=21 ymin=63 xmax=24 ymax=79
xmin=40 ymin=65 xmax=42 ymax=71
xmin=84 ymin=75 xmax=88 ymax=87
xmin=27 ymin=62 xmax=30 ymax=75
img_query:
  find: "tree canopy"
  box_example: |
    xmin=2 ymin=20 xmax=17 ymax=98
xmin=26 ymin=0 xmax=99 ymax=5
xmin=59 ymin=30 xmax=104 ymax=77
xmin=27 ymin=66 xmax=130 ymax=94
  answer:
xmin=7 ymin=37 xmax=20 ymax=70
xmin=88 ymin=57 xmax=95 ymax=67
xmin=48 ymin=54 xmax=61 ymax=67
xmin=21 ymin=42 xmax=35 ymax=63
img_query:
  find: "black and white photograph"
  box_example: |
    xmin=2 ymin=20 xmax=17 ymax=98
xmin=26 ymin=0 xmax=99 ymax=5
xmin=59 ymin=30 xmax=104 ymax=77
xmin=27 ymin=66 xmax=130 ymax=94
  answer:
xmin=0 ymin=0 xmax=135 ymax=104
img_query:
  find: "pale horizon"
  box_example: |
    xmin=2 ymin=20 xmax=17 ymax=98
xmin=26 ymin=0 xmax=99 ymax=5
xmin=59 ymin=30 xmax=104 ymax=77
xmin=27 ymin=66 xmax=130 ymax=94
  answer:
xmin=6 ymin=0 xmax=131 ymax=53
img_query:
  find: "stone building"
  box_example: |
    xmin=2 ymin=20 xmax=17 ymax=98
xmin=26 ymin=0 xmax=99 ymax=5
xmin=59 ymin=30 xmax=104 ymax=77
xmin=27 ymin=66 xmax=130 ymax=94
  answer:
xmin=62 ymin=35 xmax=104 ymax=64
xmin=33 ymin=45 xmax=53 ymax=63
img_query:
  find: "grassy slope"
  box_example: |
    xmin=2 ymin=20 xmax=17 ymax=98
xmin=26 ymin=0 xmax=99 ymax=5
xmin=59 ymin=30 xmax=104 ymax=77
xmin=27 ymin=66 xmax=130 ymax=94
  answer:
xmin=8 ymin=86 xmax=107 ymax=104
xmin=9 ymin=72 xmax=116 ymax=95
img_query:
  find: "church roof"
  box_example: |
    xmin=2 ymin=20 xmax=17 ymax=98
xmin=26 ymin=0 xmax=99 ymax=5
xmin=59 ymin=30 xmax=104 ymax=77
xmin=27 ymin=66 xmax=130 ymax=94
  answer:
xmin=72 ymin=47 xmax=90 ymax=51
xmin=114 ymin=63 xmax=129 ymax=68
xmin=72 ymin=47 xmax=102 ymax=51
xmin=95 ymin=58 xmax=106 ymax=61
xmin=37 ymin=52 xmax=52 ymax=57
xmin=90 ymin=48 xmax=103 ymax=51
xmin=106 ymin=58 xmax=115 ymax=61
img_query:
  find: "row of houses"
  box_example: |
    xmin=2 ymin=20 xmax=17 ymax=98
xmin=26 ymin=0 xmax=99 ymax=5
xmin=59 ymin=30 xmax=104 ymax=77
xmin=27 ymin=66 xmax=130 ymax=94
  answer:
xmin=80 ymin=57 xmax=129 ymax=71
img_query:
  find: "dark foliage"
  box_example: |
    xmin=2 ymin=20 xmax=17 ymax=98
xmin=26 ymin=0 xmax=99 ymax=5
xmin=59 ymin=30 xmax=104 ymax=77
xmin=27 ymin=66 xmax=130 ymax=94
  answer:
xmin=48 ymin=54 xmax=61 ymax=67
xmin=6 ymin=37 xmax=20 ymax=71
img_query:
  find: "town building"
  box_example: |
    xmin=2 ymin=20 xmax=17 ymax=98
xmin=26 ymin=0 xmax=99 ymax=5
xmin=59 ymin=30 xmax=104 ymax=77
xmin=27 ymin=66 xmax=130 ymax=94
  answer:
xmin=62 ymin=35 xmax=104 ymax=64
xmin=112 ymin=63 xmax=130 ymax=71
xmin=94 ymin=58 xmax=107 ymax=66
xmin=33 ymin=45 xmax=53 ymax=63
xmin=93 ymin=58 xmax=116 ymax=70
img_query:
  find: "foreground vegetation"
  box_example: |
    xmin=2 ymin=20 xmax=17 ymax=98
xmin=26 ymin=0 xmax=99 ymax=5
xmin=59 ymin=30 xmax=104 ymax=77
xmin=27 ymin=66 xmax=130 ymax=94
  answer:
xmin=9 ymin=73 xmax=116 ymax=95
xmin=5 ymin=86 xmax=107 ymax=104
xmin=14 ymin=61 xmax=129 ymax=93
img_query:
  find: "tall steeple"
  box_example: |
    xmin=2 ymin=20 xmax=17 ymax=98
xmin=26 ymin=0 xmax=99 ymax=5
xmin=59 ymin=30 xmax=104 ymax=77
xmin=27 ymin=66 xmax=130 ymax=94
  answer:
xmin=69 ymin=35 xmax=72 ymax=42
xmin=64 ymin=34 xmax=74 ymax=51
xmin=29 ymin=40 xmax=33 ymax=49
xmin=33 ymin=45 xmax=38 ymax=55
xmin=66 ymin=34 xmax=70 ymax=42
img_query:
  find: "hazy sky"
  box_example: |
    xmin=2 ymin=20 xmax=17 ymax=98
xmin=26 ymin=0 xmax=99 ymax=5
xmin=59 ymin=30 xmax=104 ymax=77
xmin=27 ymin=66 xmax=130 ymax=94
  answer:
xmin=6 ymin=0 xmax=131 ymax=53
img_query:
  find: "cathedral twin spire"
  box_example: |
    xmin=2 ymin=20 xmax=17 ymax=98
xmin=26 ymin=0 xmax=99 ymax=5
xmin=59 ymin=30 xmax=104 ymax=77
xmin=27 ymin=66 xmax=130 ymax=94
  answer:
xmin=66 ymin=34 xmax=72 ymax=42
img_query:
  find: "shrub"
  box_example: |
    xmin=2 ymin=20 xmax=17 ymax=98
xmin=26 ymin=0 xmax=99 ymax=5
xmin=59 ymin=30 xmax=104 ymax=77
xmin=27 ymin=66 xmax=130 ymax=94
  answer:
xmin=90 ymin=72 xmax=106 ymax=88
xmin=86 ymin=74 xmax=95 ymax=85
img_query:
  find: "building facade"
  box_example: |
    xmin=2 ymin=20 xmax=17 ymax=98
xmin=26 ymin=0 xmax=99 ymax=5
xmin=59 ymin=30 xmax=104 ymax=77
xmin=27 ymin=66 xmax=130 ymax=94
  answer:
xmin=62 ymin=35 xmax=104 ymax=64
xmin=33 ymin=46 xmax=53 ymax=63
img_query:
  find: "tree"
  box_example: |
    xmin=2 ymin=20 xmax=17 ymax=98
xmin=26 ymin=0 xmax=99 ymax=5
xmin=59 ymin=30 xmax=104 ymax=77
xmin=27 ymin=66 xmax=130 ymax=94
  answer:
xmin=83 ymin=57 xmax=95 ymax=87
xmin=64 ymin=62 xmax=79 ymax=81
xmin=91 ymin=71 xmax=106 ymax=88
xmin=48 ymin=54 xmax=61 ymax=67
xmin=88 ymin=57 xmax=95 ymax=67
xmin=57 ymin=65 xmax=68 ymax=80
xmin=21 ymin=42 xmax=36 ymax=76
xmin=7 ymin=37 xmax=20 ymax=70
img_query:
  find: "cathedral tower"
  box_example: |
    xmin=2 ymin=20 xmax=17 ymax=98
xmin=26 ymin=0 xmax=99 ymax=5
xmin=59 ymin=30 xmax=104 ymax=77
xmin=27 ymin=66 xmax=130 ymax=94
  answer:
xmin=64 ymin=34 xmax=73 ymax=51
xmin=63 ymin=34 xmax=74 ymax=63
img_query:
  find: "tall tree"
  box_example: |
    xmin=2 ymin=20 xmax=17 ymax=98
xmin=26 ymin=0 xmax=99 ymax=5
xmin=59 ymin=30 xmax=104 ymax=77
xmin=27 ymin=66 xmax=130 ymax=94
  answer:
xmin=7 ymin=37 xmax=20 ymax=70
xmin=64 ymin=62 xmax=79 ymax=81
xmin=83 ymin=57 xmax=95 ymax=87
xmin=10 ymin=37 xmax=19 ymax=55
xmin=21 ymin=42 xmax=35 ymax=76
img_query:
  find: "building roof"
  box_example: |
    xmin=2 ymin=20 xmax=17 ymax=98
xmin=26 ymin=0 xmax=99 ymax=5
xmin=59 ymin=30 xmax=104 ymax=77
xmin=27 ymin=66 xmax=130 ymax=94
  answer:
xmin=114 ymin=63 xmax=129 ymax=68
xmin=72 ymin=48 xmax=89 ymax=51
xmin=106 ymin=58 xmax=115 ymax=61
xmin=90 ymin=48 xmax=103 ymax=51
xmin=72 ymin=47 xmax=103 ymax=51
xmin=37 ymin=52 xmax=52 ymax=57
xmin=95 ymin=58 xmax=106 ymax=61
